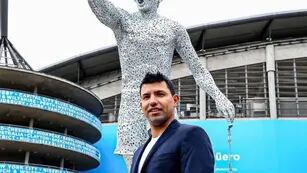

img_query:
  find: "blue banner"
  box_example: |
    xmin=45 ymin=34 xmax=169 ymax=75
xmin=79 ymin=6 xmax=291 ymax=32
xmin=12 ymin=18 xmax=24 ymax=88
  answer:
xmin=86 ymin=119 xmax=307 ymax=173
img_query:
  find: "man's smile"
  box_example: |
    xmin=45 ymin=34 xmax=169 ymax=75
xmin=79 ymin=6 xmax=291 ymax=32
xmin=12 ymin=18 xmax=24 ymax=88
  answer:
xmin=148 ymin=108 xmax=162 ymax=114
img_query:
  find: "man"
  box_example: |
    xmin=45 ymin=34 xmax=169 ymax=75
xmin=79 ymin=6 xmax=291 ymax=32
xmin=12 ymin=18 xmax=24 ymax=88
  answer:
xmin=88 ymin=0 xmax=234 ymax=167
xmin=131 ymin=72 xmax=214 ymax=173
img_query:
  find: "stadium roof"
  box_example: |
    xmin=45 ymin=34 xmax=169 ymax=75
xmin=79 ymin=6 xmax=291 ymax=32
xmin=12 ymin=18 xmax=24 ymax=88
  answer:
xmin=41 ymin=9 xmax=307 ymax=82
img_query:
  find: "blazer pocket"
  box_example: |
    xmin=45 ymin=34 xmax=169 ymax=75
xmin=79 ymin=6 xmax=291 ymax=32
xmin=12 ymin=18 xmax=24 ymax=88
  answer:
xmin=153 ymin=153 xmax=177 ymax=161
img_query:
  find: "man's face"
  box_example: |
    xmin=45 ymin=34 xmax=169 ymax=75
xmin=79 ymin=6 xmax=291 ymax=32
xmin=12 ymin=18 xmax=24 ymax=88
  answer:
xmin=140 ymin=81 xmax=179 ymax=127
xmin=135 ymin=0 xmax=159 ymax=12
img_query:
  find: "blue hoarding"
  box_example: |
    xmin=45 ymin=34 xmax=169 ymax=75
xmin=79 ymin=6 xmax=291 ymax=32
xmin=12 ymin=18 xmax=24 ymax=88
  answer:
xmin=85 ymin=119 xmax=307 ymax=173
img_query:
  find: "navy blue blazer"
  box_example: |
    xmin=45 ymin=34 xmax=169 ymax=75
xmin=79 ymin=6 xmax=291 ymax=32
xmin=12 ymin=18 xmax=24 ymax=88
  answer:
xmin=130 ymin=120 xmax=214 ymax=173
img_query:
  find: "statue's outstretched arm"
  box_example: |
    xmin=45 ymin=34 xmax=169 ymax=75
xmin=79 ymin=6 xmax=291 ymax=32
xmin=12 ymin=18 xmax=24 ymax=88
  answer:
xmin=88 ymin=0 xmax=125 ymax=30
xmin=175 ymin=26 xmax=235 ymax=121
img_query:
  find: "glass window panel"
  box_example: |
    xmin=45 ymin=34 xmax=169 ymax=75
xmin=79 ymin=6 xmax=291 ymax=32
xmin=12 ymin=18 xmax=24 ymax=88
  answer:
xmin=207 ymin=63 xmax=269 ymax=118
xmin=276 ymin=57 xmax=307 ymax=117
xmin=279 ymin=99 xmax=297 ymax=117
xmin=175 ymin=76 xmax=199 ymax=119
xmin=101 ymin=94 xmax=120 ymax=123
xmin=296 ymin=58 xmax=307 ymax=97
xmin=298 ymin=100 xmax=307 ymax=117
xmin=276 ymin=59 xmax=295 ymax=97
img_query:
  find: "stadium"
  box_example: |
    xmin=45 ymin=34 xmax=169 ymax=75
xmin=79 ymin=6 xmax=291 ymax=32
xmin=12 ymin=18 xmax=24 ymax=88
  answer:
xmin=1 ymin=0 xmax=307 ymax=171
xmin=41 ymin=9 xmax=307 ymax=173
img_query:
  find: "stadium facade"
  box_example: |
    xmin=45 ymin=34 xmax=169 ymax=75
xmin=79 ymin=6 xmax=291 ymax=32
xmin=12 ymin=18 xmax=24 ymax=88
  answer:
xmin=42 ymin=10 xmax=307 ymax=121
xmin=41 ymin=10 xmax=307 ymax=173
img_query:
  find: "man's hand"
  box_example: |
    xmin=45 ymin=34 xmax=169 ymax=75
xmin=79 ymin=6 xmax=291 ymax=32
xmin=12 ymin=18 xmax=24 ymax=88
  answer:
xmin=215 ymin=95 xmax=235 ymax=123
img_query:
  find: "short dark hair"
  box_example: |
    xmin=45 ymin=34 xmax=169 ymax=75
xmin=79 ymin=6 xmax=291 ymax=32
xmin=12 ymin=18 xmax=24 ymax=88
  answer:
xmin=140 ymin=72 xmax=176 ymax=95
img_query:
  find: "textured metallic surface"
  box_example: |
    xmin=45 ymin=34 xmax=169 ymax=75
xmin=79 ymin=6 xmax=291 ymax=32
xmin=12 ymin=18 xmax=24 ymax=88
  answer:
xmin=88 ymin=0 xmax=234 ymax=155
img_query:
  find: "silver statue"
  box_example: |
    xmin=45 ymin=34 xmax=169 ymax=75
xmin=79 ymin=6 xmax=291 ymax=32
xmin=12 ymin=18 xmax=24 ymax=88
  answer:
xmin=88 ymin=0 xmax=235 ymax=168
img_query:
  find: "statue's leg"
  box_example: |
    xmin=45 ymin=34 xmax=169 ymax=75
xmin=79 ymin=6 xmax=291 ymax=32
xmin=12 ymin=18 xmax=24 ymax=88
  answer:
xmin=123 ymin=154 xmax=133 ymax=171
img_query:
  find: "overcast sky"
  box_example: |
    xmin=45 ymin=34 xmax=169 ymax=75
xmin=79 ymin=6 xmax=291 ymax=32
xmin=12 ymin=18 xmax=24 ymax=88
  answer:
xmin=7 ymin=0 xmax=307 ymax=70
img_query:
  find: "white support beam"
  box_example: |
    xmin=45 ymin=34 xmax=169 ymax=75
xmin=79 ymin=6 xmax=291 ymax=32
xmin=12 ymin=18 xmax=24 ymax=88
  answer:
xmin=266 ymin=44 xmax=277 ymax=119
xmin=199 ymin=56 xmax=207 ymax=120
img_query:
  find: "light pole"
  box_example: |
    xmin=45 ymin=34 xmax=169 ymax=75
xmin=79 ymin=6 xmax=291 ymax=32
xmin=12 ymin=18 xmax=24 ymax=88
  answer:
xmin=0 ymin=0 xmax=33 ymax=70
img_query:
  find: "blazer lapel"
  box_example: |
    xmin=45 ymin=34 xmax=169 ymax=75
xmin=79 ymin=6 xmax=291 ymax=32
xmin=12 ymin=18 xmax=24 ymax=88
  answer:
xmin=132 ymin=137 xmax=152 ymax=173
xmin=140 ymin=120 xmax=180 ymax=172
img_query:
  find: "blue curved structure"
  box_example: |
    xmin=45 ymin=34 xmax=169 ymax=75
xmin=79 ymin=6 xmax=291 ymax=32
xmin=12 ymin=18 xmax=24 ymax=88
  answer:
xmin=0 ymin=67 xmax=103 ymax=172
xmin=0 ymin=89 xmax=102 ymax=131
xmin=0 ymin=125 xmax=100 ymax=161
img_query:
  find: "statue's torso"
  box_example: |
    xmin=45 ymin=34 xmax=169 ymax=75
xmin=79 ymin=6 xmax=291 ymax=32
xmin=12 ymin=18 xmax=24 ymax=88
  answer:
xmin=114 ymin=14 xmax=179 ymax=90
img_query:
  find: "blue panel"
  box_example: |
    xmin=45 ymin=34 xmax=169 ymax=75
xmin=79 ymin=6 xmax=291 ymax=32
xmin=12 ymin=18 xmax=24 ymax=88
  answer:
xmin=86 ymin=124 xmax=128 ymax=173
xmin=84 ymin=119 xmax=307 ymax=173
xmin=0 ymin=89 xmax=102 ymax=132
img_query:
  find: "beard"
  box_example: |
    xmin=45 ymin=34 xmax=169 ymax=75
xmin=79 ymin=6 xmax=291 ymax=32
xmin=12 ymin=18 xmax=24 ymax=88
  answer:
xmin=147 ymin=113 xmax=170 ymax=127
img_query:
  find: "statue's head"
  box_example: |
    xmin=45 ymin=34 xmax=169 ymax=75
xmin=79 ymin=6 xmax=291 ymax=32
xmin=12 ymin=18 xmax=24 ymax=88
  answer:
xmin=135 ymin=0 xmax=162 ymax=12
